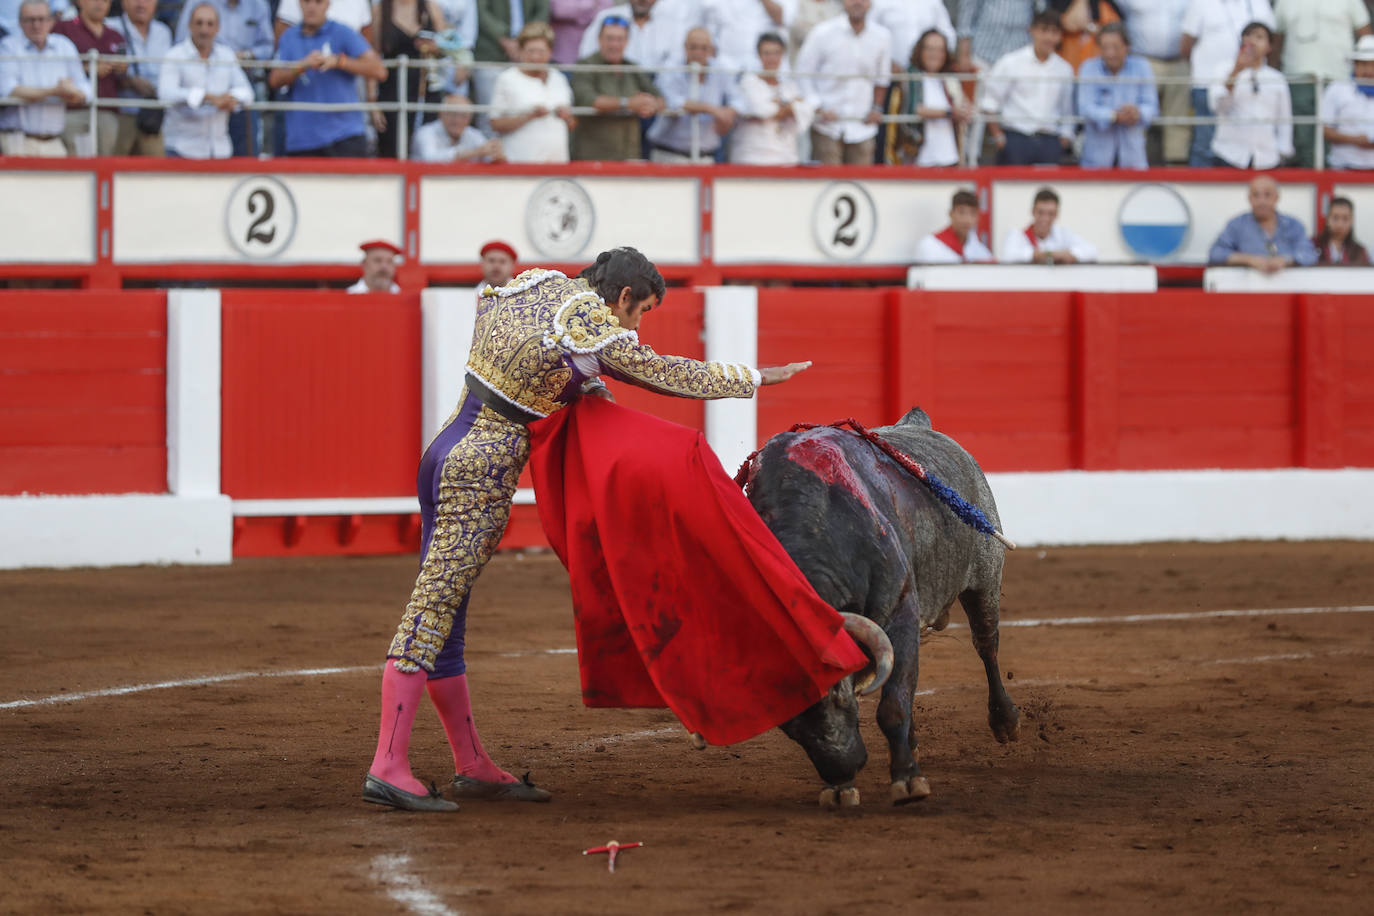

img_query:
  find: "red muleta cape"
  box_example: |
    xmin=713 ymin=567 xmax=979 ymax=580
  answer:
xmin=528 ymin=398 xmax=869 ymax=746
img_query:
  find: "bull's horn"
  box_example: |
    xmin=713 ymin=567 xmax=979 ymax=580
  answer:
xmin=841 ymin=613 xmax=894 ymax=696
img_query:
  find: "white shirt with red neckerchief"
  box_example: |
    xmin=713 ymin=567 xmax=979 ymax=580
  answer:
xmin=915 ymin=226 xmax=994 ymax=264
xmin=1000 ymin=222 xmax=1099 ymax=264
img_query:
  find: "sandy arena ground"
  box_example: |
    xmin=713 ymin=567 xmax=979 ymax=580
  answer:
xmin=2 ymin=541 xmax=1373 ymax=915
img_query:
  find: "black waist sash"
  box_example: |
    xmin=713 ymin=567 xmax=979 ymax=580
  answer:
xmin=464 ymin=371 xmax=541 ymax=425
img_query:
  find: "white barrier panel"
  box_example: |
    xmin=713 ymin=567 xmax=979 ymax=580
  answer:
xmin=1203 ymin=266 xmax=1374 ymax=293
xmin=712 ymin=177 xmax=969 ymax=265
xmin=419 ymin=176 xmax=699 ymax=265
xmin=0 ymin=494 xmax=232 ymax=568
xmin=111 ymin=172 xmax=404 ymax=263
xmin=907 ymin=264 xmax=1157 ymax=291
xmin=989 ymin=469 xmax=1374 ymax=546
xmin=420 ymin=287 xmax=478 ymax=447
xmin=0 ymin=171 xmax=95 ymax=263
xmin=166 ymin=290 xmax=222 ymax=496
xmin=703 ymin=286 xmax=759 ymax=476
xmin=992 ymin=180 xmax=1316 ymax=265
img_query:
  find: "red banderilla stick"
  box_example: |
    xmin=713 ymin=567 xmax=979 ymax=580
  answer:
xmin=582 ymin=840 xmax=644 ymax=873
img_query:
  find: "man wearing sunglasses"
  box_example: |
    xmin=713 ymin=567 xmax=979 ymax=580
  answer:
xmin=577 ymin=0 xmax=694 ymax=71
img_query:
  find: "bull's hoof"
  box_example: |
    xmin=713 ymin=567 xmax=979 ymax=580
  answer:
xmin=689 ymin=731 xmax=707 ymax=750
xmin=890 ymin=777 xmax=932 ymax=805
xmin=990 ymin=707 xmax=1021 ymax=744
xmin=819 ymin=786 xmax=861 ymax=808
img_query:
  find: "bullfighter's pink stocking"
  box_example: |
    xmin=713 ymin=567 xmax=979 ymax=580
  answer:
xmin=368 ymin=663 xmax=429 ymax=795
xmin=427 ymin=673 xmax=518 ymax=784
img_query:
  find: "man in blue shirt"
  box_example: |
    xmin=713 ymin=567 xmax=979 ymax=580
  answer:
xmin=1209 ymin=175 xmax=1318 ymax=273
xmin=1076 ymin=23 xmax=1157 ymax=169
xmin=267 ymin=0 xmax=386 ymax=156
xmin=645 ymin=26 xmax=740 ymax=162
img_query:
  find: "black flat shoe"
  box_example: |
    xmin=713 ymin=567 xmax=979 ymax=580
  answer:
xmin=363 ymin=774 xmax=459 ymax=812
xmin=450 ymin=771 xmax=552 ymax=803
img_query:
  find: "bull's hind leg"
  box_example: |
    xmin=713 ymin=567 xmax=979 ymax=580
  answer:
xmin=959 ymin=583 xmax=1020 ymax=744
xmin=877 ymin=595 xmax=930 ymax=804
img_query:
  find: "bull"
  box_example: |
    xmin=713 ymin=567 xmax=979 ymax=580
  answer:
xmin=743 ymin=408 xmax=1020 ymax=806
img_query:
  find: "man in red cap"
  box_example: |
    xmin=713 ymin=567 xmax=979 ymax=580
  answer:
xmin=479 ymin=240 xmax=518 ymax=291
xmin=349 ymin=239 xmax=402 ymax=293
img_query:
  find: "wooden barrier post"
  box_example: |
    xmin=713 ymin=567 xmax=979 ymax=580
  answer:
xmin=1074 ymin=293 xmax=1120 ymax=470
xmin=884 ymin=289 xmax=935 ymax=424
xmin=1296 ymin=294 xmax=1344 ymax=468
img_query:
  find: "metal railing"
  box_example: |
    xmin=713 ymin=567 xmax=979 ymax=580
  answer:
xmin=0 ymin=50 xmax=1368 ymax=167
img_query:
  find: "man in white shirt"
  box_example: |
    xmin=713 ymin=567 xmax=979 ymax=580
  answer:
xmin=1114 ymin=0 xmax=1191 ymax=164
xmin=1322 ymin=35 xmax=1374 ymax=170
xmin=871 ymin=0 xmax=952 ymax=72
xmin=1180 ymin=0 xmax=1275 ymax=167
xmin=980 ymin=10 xmax=1073 ymax=165
xmin=413 ymin=92 xmax=504 ymax=161
xmin=0 ymin=0 xmax=90 ymax=157
xmin=578 ymin=0 xmax=697 ymax=70
xmin=158 ymin=2 xmax=254 ymax=159
xmin=915 ymin=189 xmax=994 ymax=264
xmin=700 ymin=0 xmax=796 ymax=74
xmin=348 ymin=239 xmax=402 ymax=293
xmin=1208 ymin=20 xmax=1292 ymax=169
xmin=1273 ymin=0 xmax=1371 ymax=168
xmin=795 ymin=0 xmax=890 ymax=165
xmin=1000 ymin=187 xmax=1098 ymax=265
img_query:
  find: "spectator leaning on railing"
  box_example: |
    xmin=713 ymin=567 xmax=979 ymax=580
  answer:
xmin=1273 ymin=0 xmax=1370 ymax=170
xmin=0 ymin=0 xmax=90 ymax=157
xmin=175 ymin=0 xmax=275 ymax=157
xmin=915 ymin=188 xmax=993 ymax=264
xmin=730 ymin=30 xmax=812 ymax=165
xmin=1322 ymin=35 xmax=1374 ymax=172
xmin=110 ymin=0 xmax=170 ymax=156
xmin=412 ymin=90 xmax=504 ymax=160
xmin=1114 ymin=0 xmax=1189 ymax=166
xmin=1180 ymin=0 xmax=1274 ymax=169
xmin=999 ymin=186 xmax=1097 ymax=264
xmin=980 ymin=9 xmax=1073 ymax=166
xmin=795 ymin=0 xmax=891 ymax=166
xmin=569 ymin=12 xmax=661 ymax=160
xmin=53 ymin=0 xmax=125 ymax=156
xmin=886 ymin=27 xmax=968 ymax=167
xmin=1209 ymin=175 xmax=1317 ymax=273
xmin=488 ymin=21 xmax=572 ymax=162
xmin=158 ymin=1 xmax=253 ymax=158
xmin=473 ymin=0 xmax=550 ymax=125
xmin=269 ymin=0 xmax=387 ymax=156
xmin=645 ymin=26 xmax=739 ymax=163
xmin=1207 ymin=20 xmax=1291 ymax=170
xmin=1076 ymin=21 xmax=1156 ymax=170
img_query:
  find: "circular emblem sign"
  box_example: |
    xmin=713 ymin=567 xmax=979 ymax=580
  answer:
xmin=225 ymin=175 xmax=297 ymax=260
xmin=1118 ymin=183 xmax=1192 ymax=261
xmin=525 ymin=178 xmax=595 ymax=260
xmin=812 ymin=181 xmax=877 ymax=261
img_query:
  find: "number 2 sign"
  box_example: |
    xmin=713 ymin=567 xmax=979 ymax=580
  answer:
xmin=812 ymin=181 xmax=876 ymax=261
xmin=225 ymin=176 xmax=298 ymax=259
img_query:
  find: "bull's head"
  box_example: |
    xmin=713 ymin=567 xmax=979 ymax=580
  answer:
xmin=780 ymin=614 xmax=894 ymax=789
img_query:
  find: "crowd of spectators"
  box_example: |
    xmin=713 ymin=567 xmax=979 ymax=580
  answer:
xmin=1 ymin=0 xmax=1373 ymax=168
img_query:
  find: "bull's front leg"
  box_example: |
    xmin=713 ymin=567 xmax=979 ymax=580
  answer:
xmin=876 ymin=594 xmax=930 ymax=805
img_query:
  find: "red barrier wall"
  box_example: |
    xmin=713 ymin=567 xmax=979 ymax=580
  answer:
xmin=0 ymin=291 xmax=167 ymax=495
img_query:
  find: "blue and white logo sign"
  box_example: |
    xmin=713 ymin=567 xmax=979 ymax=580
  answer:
xmin=1118 ymin=183 xmax=1191 ymax=260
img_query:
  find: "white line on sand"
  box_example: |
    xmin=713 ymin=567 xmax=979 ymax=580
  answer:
xmin=5 ymin=605 xmax=1371 ymax=711
xmin=0 ymin=664 xmax=380 ymax=710
xmin=370 ymin=854 xmax=461 ymax=916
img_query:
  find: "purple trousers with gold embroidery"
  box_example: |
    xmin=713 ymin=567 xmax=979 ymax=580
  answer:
xmin=387 ymin=389 xmax=530 ymax=677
